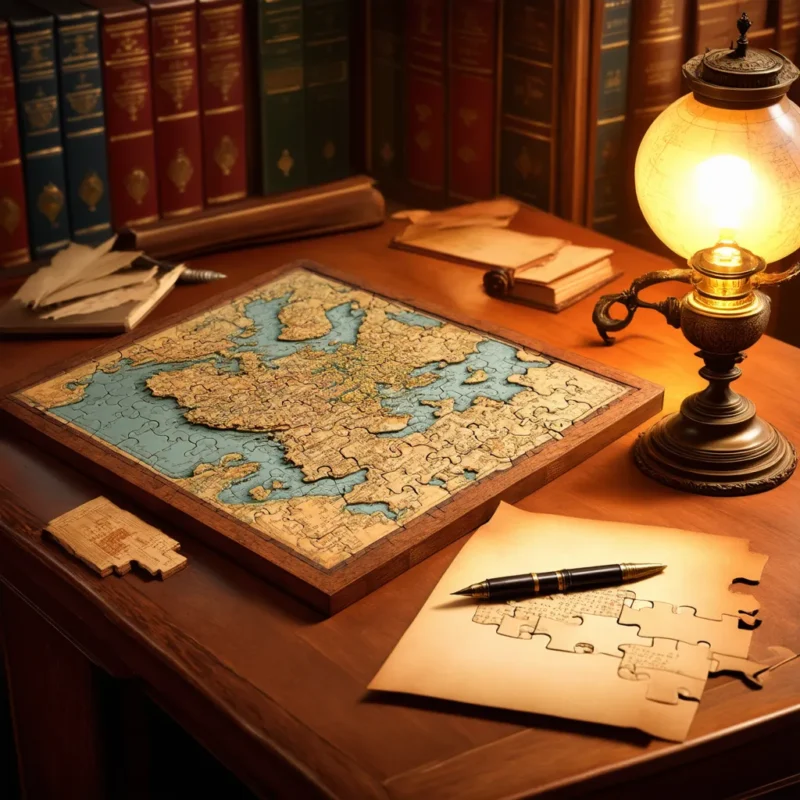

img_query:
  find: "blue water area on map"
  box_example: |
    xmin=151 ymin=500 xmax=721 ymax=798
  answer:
xmin=376 ymin=338 xmax=547 ymax=438
xmin=47 ymin=291 xmax=548 ymax=518
xmin=463 ymin=469 xmax=478 ymax=481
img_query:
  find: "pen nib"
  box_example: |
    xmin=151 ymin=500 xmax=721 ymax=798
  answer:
xmin=451 ymin=587 xmax=473 ymax=596
xmin=623 ymin=563 xmax=667 ymax=581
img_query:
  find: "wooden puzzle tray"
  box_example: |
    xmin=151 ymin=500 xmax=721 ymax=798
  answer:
xmin=0 ymin=262 xmax=663 ymax=613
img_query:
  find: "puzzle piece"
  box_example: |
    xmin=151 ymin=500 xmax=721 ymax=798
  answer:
xmin=620 ymin=638 xmax=711 ymax=681
xmin=618 ymin=665 xmax=706 ymax=705
xmin=536 ymin=613 xmax=648 ymax=657
xmin=619 ymin=600 xmax=752 ymax=657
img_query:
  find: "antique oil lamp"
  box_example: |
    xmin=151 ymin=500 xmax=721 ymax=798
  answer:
xmin=594 ymin=14 xmax=800 ymax=495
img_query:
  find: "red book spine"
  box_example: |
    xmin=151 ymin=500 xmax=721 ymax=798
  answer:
xmin=100 ymin=7 xmax=160 ymax=229
xmin=0 ymin=20 xmax=30 ymax=267
xmin=147 ymin=0 xmax=204 ymax=218
xmin=448 ymin=0 xmax=498 ymax=202
xmin=198 ymin=0 xmax=247 ymax=206
xmin=405 ymin=0 xmax=447 ymax=202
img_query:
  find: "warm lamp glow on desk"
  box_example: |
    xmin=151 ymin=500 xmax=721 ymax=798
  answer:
xmin=594 ymin=13 xmax=800 ymax=496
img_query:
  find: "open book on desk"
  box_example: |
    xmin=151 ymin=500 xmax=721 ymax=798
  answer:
xmin=392 ymin=225 xmax=619 ymax=312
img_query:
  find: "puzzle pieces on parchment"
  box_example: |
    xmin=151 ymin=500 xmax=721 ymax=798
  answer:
xmin=618 ymin=600 xmax=752 ymax=658
xmin=619 ymin=639 xmax=711 ymax=705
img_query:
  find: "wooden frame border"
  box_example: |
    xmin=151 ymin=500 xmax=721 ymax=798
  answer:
xmin=0 ymin=261 xmax=663 ymax=614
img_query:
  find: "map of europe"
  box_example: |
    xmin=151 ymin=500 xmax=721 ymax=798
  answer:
xmin=19 ymin=268 xmax=630 ymax=571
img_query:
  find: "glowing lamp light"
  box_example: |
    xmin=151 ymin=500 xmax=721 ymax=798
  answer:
xmin=635 ymin=96 xmax=800 ymax=264
xmin=594 ymin=13 xmax=800 ymax=496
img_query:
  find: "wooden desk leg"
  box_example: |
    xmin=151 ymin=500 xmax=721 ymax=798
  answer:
xmin=0 ymin=585 xmax=107 ymax=800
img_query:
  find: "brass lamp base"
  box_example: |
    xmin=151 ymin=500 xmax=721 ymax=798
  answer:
xmin=633 ymin=352 xmax=797 ymax=495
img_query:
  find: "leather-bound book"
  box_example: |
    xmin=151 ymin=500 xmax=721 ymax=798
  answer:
xmin=693 ymin=1 xmax=776 ymax=52
xmin=142 ymin=0 xmax=204 ymax=219
xmin=198 ymin=0 xmax=247 ymax=205
xmin=0 ymin=18 xmax=30 ymax=267
xmin=84 ymin=0 xmax=160 ymax=230
xmin=557 ymin=0 xmax=591 ymax=223
xmin=369 ymin=0 xmax=404 ymax=195
xmin=35 ymin=0 xmax=113 ymax=246
xmin=118 ymin=174 xmax=385 ymax=257
xmin=499 ymin=0 xmax=561 ymax=212
xmin=405 ymin=0 xmax=447 ymax=206
xmin=6 ymin=1 xmax=71 ymax=258
xmin=624 ymin=0 xmax=688 ymax=250
xmin=448 ymin=0 xmax=498 ymax=203
xmin=585 ymin=0 xmax=632 ymax=234
xmin=255 ymin=0 xmax=307 ymax=194
xmin=304 ymin=0 xmax=351 ymax=185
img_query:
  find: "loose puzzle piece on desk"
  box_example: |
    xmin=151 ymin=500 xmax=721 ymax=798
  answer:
xmin=47 ymin=496 xmax=187 ymax=580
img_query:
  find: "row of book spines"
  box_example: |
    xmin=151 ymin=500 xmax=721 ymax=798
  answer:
xmin=257 ymin=0 xmax=351 ymax=197
xmin=397 ymin=0 xmax=500 ymax=206
xmin=1 ymin=1 xmax=250 ymax=264
xmin=372 ymin=0 xmax=558 ymax=211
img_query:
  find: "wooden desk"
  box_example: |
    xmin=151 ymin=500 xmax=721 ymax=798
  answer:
xmin=1 ymin=209 xmax=799 ymax=799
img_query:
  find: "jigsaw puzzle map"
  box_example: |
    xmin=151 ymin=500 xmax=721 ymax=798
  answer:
xmin=19 ymin=269 xmax=629 ymax=570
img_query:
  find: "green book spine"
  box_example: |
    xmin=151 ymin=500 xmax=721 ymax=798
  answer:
xmin=588 ymin=0 xmax=632 ymax=234
xmin=369 ymin=0 xmax=403 ymax=191
xmin=304 ymin=0 xmax=350 ymax=184
xmin=50 ymin=5 xmax=112 ymax=246
xmin=499 ymin=0 xmax=561 ymax=212
xmin=258 ymin=0 xmax=307 ymax=194
xmin=8 ymin=8 xmax=71 ymax=257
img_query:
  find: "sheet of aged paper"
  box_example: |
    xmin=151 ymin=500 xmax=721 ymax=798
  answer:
xmin=394 ymin=225 xmax=567 ymax=269
xmin=369 ymin=503 xmax=768 ymax=741
xmin=47 ymin=496 xmax=187 ymax=579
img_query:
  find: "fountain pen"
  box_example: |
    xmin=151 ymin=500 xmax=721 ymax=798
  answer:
xmin=451 ymin=562 xmax=666 ymax=600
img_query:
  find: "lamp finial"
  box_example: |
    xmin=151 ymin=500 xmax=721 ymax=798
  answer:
xmin=734 ymin=12 xmax=751 ymax=58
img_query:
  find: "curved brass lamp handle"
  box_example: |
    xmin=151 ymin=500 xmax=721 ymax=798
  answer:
xmin=593 ymin=268 xmax=693 ymax=345
xmin=753 ymin=261 xmax=800 ymax=287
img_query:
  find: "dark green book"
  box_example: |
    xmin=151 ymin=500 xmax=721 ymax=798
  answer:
xmin=586 ymin=0 xmax=632 ymax=234
xmin=256 ymin=0 xmax=307 ymax=194
xmin=5 ymin=0 xmax=71 ymax=257
xmin=499 ymin=0 xmax=561 ymax=212
xmin=304 ymin=0 xmax=350 ymax=184
xmin=33 ymin=0 xmax=112 ymax=246
xmin=369 ymin=0 xmax=403 ymax=193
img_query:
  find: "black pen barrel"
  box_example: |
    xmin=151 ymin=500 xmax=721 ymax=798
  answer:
xmin=483 ymin=565 xmax=625 ymax=599
xmin=564 ymin=564 xmax=623 ymax=589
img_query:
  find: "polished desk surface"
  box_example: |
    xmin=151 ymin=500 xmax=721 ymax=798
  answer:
xmin=1 ymin=209 xmax=799 ymax=799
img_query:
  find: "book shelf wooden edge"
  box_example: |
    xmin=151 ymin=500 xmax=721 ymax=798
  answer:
xmin=0 ymin=260 xmax=664 ymax=614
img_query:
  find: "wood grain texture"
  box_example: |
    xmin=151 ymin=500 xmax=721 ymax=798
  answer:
xmin=0 ymin=261 xmax=661 ymax=615
xmin=0 ymin=207 xmax=799 ymax=798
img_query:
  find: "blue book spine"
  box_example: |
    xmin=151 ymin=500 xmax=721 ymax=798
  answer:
xmin=9 ymin=13 xmax=71 ymax=257
xmin=53 ymin=8 xmax=112 ymax=245
xmin=589 ymin=0 xmax=632 ymax=234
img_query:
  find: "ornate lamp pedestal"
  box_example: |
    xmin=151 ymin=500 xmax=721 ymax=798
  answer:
xmin=594 ymin=247 xmax=799 ymax=496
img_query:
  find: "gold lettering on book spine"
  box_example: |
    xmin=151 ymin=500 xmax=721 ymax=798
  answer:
xmin=0 ymin=196 xmax=21 ymax=234
xmin=24 ymin=94 xmax=57 ymax=130
xmin=213 ymin=135 xmax=237 ymax=176
xmin=168 ymin=147 xmax=193 ymax=193
xmin=79 ymin=171 xmax=104 ymax=211
xmin=277 ymin=149 xmax=294 ymax=177
xmin=125 ymin=168 xmax=150 ymax=205
xmin=37 ymin=182 xmax=64 ymax=225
